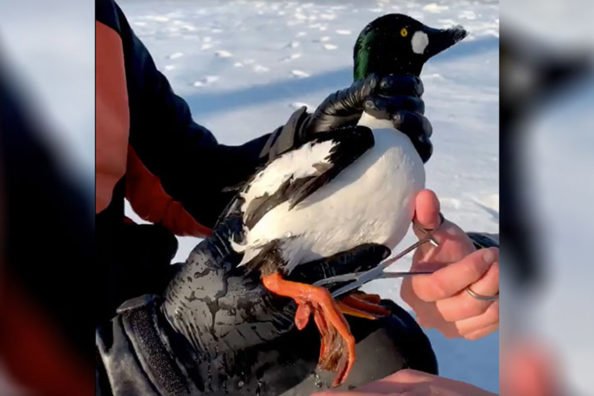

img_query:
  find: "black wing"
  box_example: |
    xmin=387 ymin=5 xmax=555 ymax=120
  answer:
xmin=241 ymin=125 xmax=374 ymax=229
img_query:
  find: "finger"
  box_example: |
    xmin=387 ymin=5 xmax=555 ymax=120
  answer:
xmin=412 ymin=190 xmax=477 ymax=259
xmin=401 ymin=293 xmax=490 ymax=340
xmin=392 ymin=111 xmax=433 ymax=138
xmin=408 ymin=302 xmax=448 ymax=331
xmin=392 ymin=112 xmax=434 ymax=163
xmin=357 ymin=72 xmax=381 ymax=100
xmin=411 ymin=133 xmax=433 ymax=163
xmin=456 ymin=301 xmax=499 ymax=339
xmin=365 ymin=95 xmax=425 ymax=117
xmin=413 ymin=189 xmax=441 ymax=232
xmin=413 ymin=224 xmax=478 ymax=268
xmin=413 ymin=308 xmax=464 ymax=339
xmin=377 ymin=74 xmax=424 ymax=97
xmin=467 ymin=258 xmax=499 ymax=296
xmin=434 ymin=261 xmax=499 ymax=322
xmin=401 ymin=276 xmax=433 ymax=315
xmin=327 ymin=73 xmax=380 ymax=112
xmin=409 ymin=248 xmax=497 ymax=302
xmin=289 ymin=243 xmax=391 ymax=284
xmin=463 ymin=323 xmax=499 ymax=340
xmin=424 ymin=318 xmax=462 ymax=339
xmin=398 ymin=284 xmax=447 ymax=329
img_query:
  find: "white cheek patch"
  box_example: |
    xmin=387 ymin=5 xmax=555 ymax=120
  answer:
xmin=411 ymin=31 xmax=429 ymax=54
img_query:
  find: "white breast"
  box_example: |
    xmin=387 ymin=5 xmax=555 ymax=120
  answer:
xmin=237 ymin=113 xmax=425 ymax=273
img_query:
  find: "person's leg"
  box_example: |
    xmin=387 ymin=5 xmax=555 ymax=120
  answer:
xmin=96 ymin=294 xmax=436 ymax=396
xmin=284 ymin=299 xmax=437 ymax=395
xmin=233 ymin=299 xmax=437 ymax=396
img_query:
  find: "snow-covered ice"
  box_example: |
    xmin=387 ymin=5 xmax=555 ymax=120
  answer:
xmin=290 ymin=69 xmax=310 ymax=78
xmin=119 ymin=0 xmax=499 ymax=393
xmin=214 ymin=50 xmax=233 ymax=58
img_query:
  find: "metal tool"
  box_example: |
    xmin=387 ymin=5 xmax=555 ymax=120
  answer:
xmin=313 ymin=233 xmax=439 ymax=298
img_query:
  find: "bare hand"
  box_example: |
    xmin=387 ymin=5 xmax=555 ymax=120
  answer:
xmin=401 ymin=190 xmax=499 ymax=340
xmin=312 ymin=369 xmax=496 ymax=395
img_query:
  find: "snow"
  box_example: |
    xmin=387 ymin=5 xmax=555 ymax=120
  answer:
xmin=119 ymin=0 xmax=499 ymax=393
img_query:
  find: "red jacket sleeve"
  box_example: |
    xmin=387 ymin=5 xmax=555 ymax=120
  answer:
xmin=97 ymin=0 xmax=308 ymax=236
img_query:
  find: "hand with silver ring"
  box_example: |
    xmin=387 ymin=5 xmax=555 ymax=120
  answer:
xmin=466 ymin=285 xmax=499 ymax=302
xmin=401 ymin=190 xmax=499 ymax=340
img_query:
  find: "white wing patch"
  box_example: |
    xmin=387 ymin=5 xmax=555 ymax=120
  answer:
xmin=234 ymin=139 xmax=336 ymax=267
xmin=411 ymin=31 xmax=429 ymax=54
xmin=239 ymin=139 xmax=336 ymax=222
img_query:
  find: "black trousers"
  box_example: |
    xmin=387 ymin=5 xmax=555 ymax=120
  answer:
xmin=96 ymin=295 xmax=437 ymax=396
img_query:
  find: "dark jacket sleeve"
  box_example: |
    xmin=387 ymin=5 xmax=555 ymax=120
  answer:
xmin=98 ymin=0 xmax=309 ymax=231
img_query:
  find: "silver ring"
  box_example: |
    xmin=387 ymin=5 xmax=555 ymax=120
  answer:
xmin=465 ymin=286 xmax=499 ymax=302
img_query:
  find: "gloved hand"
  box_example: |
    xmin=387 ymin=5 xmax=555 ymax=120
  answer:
xmin=305 ymin=74 xmax=423 ymax=132
xmin=161 ymin=212 xmax=389 ymax=362
xmin=265 ymin=74 xmax=434 ymax=163
xmin=306 ymin=73 xmax=432 ymax=162
xmin=144 ymin=202 xmax=390 ymax=393
xmin=360 ymin=75 xmax=433 ymax=163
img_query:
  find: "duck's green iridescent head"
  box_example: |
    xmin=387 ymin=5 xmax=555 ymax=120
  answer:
xmin=354 ymin=14 xmax=467 ymax=81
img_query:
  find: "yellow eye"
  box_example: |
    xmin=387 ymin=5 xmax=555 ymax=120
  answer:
xmin=400 ymin=27 xmax=408 ymax=37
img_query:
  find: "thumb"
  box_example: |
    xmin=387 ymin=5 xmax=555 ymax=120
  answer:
xmin=412 ymin=189 xmax=441 ymax=238
xmin=289 ymin=243 xmax=391 ymax=285
xmin=331 ymin=73 xmax=381 ymax=113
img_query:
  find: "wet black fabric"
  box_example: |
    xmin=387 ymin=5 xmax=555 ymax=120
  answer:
xmin=96 ymin=295 xmax=437 ymax=396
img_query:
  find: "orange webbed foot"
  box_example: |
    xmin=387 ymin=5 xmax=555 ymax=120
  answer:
xmin=262 ymin=272 xmax=356 ymax=387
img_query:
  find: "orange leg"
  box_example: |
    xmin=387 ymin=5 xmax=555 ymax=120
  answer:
xmin=261 ymin=272 xmax=355 ymax=387
xmin=338 ymin=293 xmax=391 ymax=319
xmin=313 ymin=310 xmax=331 ymax=365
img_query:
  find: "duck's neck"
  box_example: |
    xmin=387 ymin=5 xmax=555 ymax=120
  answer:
xmin=357 ymin=111 xmax=397 ymax=130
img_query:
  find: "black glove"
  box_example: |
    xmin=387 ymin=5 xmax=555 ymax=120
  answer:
xmin=264 ymin=74 xmax=433 ymax=163
xmin=360 ymin=74 xmax=433 ymax=163
xmin=305 ymin=73 xmax=424 ymax=133
xmin=160 ymin=214 xmax=390 ymax=363
xmin=467 ymin=232 xmax=500 ymax=249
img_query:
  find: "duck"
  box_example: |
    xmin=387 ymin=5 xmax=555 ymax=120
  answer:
xmin=225 ymin=14 xmax=467 ymax=387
